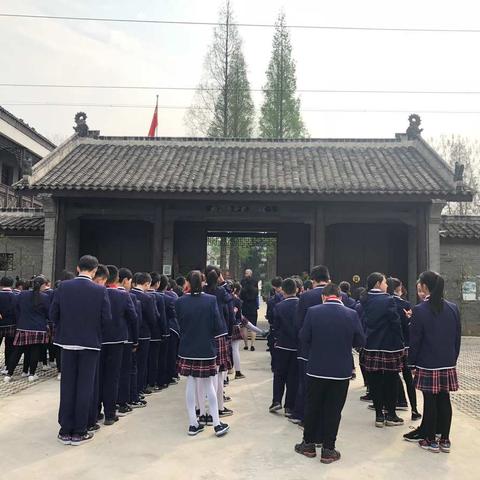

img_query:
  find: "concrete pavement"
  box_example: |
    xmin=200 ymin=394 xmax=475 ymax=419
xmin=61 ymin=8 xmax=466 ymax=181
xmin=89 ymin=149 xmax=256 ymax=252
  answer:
xmin=1 ymin=348 xmax=479 ymax=480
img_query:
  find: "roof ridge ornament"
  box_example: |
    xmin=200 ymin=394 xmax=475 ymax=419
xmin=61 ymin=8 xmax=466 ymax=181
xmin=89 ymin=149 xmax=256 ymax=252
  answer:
xmin=73 ymin=112 xmax=89 ymax=137
xmin=406 ymin=113 xmax=423 ymax=140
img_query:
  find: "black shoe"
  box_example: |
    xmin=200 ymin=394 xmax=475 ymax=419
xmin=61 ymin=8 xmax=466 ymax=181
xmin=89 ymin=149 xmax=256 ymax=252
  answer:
xmin=57 ymin=433 xmax=71 ymax=445
xmin=235 ymin=372 xmax=246 ymax=379
xmin=97 ymin=413 xmax=104 ymax=421
xmin=214 ymin=422 xmax=230 ymax=437
xmin=130 ymin=400 xmax=147 ymax=408
xmin=223 ymin=395 xmax=232 ymax=403
xmin=385 ymin=415 xmax=404 ymax=426
xmin=250 ymin=346 xmax=255 ymax=351
xmin=321 ymin=448 xmax=341 ymax=464
xmin=117 ymin=405 xmax=132 ymax=416
xmin=223 ymin=378 xmax=229 ymax=386
xmin=104 ymin=416 xmax=119 ymax=426
xmin=87 ymin=423 xmax=100 ymax=432
xmin=219 ymin=407 xmax=233 ymax=417
xmin=360 ymin=393 xmax=371 ymax=402
xmin=143 ymin=388 xmax=153 ymax=395
xmin=375 ymin=414 xmax=385 ymax=428
xmin=411 ymin=411 xmax=422 ymax=421
xmin=188 ymin=424 xmax=205 ymax=436
xmin=284 ymin=408 xmax=294 ymax=418
xmin=243 ymin=346 xmax=249 ymax=350
xmin=403 ymin=427 xmax=424 ymax=442
xmin=71 ymin=432 xmax=94 ymax=446
xmin=138 ymin=393 xmax=145 ymax=400
xmin=198 ymin=415 xmax=207 ymax=426
xmin=269 ymin=402 xmax=282 ymax=413
xmin=367 ymin=404 xmax=376 ymax=410
xmin=294 ymin=440 xmax=316 ymax=458
xmin=206 ymin=414 xmax=213 ymax=426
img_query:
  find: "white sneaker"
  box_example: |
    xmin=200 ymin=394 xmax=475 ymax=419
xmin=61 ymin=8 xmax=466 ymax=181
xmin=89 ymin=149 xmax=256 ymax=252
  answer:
xmin=0 ymin=367 xmax=7 ymax=375
xmin=4 ymin=376 xmax=12 ymax=382
xmin=42 ymin=364 xmax=50 ymax=371
xmin=49 ymin=361 xmax=57 ymax=368
xmin=21 ymin=372 xmax=29 ymax=378
xmin=28 ymin=375 xmax=39 ymax=382
xmin=57 ymin=373 xmax=61 ymax=381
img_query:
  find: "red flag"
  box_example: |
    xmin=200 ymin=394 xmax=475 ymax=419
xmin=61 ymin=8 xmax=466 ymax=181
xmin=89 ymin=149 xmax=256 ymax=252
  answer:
xmin=148 ymin=96 xmax=158 ymax=137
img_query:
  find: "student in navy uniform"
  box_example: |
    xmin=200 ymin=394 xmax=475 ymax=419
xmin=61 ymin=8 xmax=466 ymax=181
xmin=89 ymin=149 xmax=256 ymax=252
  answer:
xmin=269 ymin=278 xmax=299 ymax=417
xmin=290 ymin=265 xmax=331 ymax=426
xmin=339 ymin=281 xmax=357 ymax=309
xmin=4 ymin=276 xmax=50 ymax=382
xmin=359 ymin=272 xmax=404 ymax=428
xmin=13 ymin=279 xmax=27 ymax=295
xmin=203 ymin=268 xmax=233 ymax=418
xmin=131 ymin=272 xmax=157 ymax=399
xmin=406 ymin=271 xmax=461 ymax=454
xmin=176 ymin=270 xmax=229 ymax=437
xmin=240 ymin=270 xmax=259 ymax=351
xmin=116 ymin=268 xmax=141 ymax=414
xmin=387 ymin=277 xmax=421 ymax=421
xmin=0 ymin=276 xmax=17 ymax=375
xmin=295 ymin=283 xmax=365 ymax=464
xmin=156 ymin=273 xmax=180 ymax=386
xmin=146 ymin=273 xmax=168 ymax=392
xmin=97 ymin=265 xmax=138 ymax=425
xmin=51 ymin=255 xmax=112 ymax=446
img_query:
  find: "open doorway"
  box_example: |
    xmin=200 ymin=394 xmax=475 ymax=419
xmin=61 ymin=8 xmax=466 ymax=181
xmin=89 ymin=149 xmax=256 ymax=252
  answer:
xmin=206 ymin=231 xmax=277 ymax=282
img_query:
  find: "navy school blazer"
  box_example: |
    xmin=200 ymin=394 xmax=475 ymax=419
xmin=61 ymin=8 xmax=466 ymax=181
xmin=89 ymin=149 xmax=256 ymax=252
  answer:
xmin=159 ymin=291 xmax=180 ymax=336
xmin=117 ymin=286 xmax=141 ymax=344
xmin=273 ymin=297 xmax=299 ymax=351
xmin=147 ymin=289 xmax=169 ymax=339
xmin=130 ymin=287 xmax=158 ymax=341
xmin=203 ymin=286 xmax=228 ymax=337
xmin=15 ymin=290 xmax=50 ymax=332
xmin=266 ymin=291 xmax=284 ymax=324
xmin=0 ymin=288 xmax=17 ymax=328
xmin=408 ymin=299 xmax=461 ymax=370
xmin=50 ymin=275 xmax=112 ymax=350
xmin=176 ymin=292 xmax=224 ymax=360
xmin=300 ymin=299 xmax=366 ymax=379
xmin=105 ymin=287 xmax=139 ymax=344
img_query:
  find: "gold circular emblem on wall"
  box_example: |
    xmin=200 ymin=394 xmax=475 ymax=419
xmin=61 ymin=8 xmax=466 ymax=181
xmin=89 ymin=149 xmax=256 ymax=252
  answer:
xmin=352 ymin=275 xmax=361 ymax=284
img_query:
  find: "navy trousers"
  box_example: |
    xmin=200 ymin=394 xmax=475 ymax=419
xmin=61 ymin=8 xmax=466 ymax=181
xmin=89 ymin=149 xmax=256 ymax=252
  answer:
xmin=130 ymin=351 xmax=139 ymax=402
xmin=166 ymin=333 xmax=179 ymax=382
xmin=272 ymin=348 xmax=298 ymax=409
xmin=136 ymin=339 xmax=150 ymax=394
xmin=88 ymin=354 xmax=101 ymax=427
xmin=99 ymin=343 xmax=124 ymax=419
xmin=58 ymin=349 xmax=99 ymax=436
xmin=156 ymin=339 xmax=169 ymax=387
xmin=118 ymin=343 xmax=133 ymax=406
xmin=147 ymin=341 xmax=161 ymax=387
xmin=292 ymin=359 xmax=307 ymax=420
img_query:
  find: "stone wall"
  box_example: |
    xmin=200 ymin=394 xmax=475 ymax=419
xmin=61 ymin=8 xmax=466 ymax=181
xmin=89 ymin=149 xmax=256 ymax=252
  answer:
xmin=0 ymin=234 xmax=43 ymax=280
xmin=440 ymin=238 xmax=480 ymax=335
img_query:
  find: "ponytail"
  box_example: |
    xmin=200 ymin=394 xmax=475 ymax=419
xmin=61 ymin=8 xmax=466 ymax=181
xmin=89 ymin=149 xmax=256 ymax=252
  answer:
xmin=187 ymin=270 xmax=203 ymax=296
xmin=361 ymin=272 xmax=386 ymax=302
xmin=418 ymin=271 xmax=444 ymax=314
xmin=32 ymin=275 xmax=46 ymax=308
xmin=387 ymin=277 xmax=402 ymax=295
xmin=205 ymin=270 xmax=218 ymax=293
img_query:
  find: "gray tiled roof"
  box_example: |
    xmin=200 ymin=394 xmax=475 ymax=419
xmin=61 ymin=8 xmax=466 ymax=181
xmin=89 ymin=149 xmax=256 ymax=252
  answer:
xmin=16 ymin=134 xmax=465 ymax=198
xmin=440 ymin=216 xmax=480 ymax=240
xmin=0 ymin=209 xmax=44 ymax=231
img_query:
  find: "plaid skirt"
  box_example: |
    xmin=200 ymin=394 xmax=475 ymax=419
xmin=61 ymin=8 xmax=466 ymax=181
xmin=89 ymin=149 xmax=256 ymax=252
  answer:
xmin=0 ymin=325 xmax=16 ymax=338
xmin=414 ymin=367 xmax=459 ymax=394
xmin=215 ymin=335 xmax=232 ymax=372
xmin=361 ymin=349 xmax=405 ymax=373
xmin=13 ymin=329 xmax=49 ymax=346
xmin=176 ymin=357 xmax=217 ymax=378
xmin=232 ymin=325 xmax=244 ymax=342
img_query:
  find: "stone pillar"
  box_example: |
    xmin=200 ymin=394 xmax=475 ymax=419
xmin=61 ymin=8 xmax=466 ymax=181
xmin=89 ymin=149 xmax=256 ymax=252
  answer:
xmin=38 ymin=194 xmax=56 ymax=281
xmin=427 ymin=200 xmax=446 ymax=272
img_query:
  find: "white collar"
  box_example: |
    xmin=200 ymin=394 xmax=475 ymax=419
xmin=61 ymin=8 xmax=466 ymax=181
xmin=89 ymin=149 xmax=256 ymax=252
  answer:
xmin=325 ymin=299 xmax=344 ymax=305
xmin=76 ymin=274 xmax=92 ymax=281
xmin=132 ymin=287 xmax=144 ymax=293
xmin=283 ymin=296 xmax=298 ymax=301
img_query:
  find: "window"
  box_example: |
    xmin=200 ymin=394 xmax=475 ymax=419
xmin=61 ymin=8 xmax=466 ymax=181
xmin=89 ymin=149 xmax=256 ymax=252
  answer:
xmin=0 ymin=253 xmax=14 ymax=271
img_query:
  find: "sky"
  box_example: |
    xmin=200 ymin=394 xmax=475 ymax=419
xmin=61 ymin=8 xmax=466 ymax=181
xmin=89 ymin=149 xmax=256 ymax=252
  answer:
xmin=1 ymin=0 xmax=480 ymax=143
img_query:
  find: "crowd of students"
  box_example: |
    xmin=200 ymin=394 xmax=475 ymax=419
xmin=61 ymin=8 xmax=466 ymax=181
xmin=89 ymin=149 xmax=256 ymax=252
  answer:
xmin=0 ymin=256 xmax=462 ymax=464
xmin=266 ymin=265 xmax=461 ymax=464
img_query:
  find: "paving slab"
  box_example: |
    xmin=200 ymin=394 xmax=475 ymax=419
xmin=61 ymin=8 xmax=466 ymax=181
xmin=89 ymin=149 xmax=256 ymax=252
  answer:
xmin=0 ymin=347 xmax=479 ymax=480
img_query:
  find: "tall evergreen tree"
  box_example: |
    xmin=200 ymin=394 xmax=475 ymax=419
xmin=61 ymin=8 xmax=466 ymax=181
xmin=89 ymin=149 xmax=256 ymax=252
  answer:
xmin=185 ymin=1 xmax=255 ymax=137
xmin=259 ymin=12 xmax=307 ymax=139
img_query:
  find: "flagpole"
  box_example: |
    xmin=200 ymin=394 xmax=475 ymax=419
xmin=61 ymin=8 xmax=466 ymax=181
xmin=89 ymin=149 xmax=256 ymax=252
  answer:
xmin=155 ymin=94 xmax=159 ymax=137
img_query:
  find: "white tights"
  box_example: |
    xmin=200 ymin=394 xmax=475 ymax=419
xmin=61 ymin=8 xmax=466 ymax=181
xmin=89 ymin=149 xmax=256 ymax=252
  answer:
xmin=186 ymin=376 xmax=220 ymax=427
xmin=232 ymin=340 xmax=242 ymax=372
